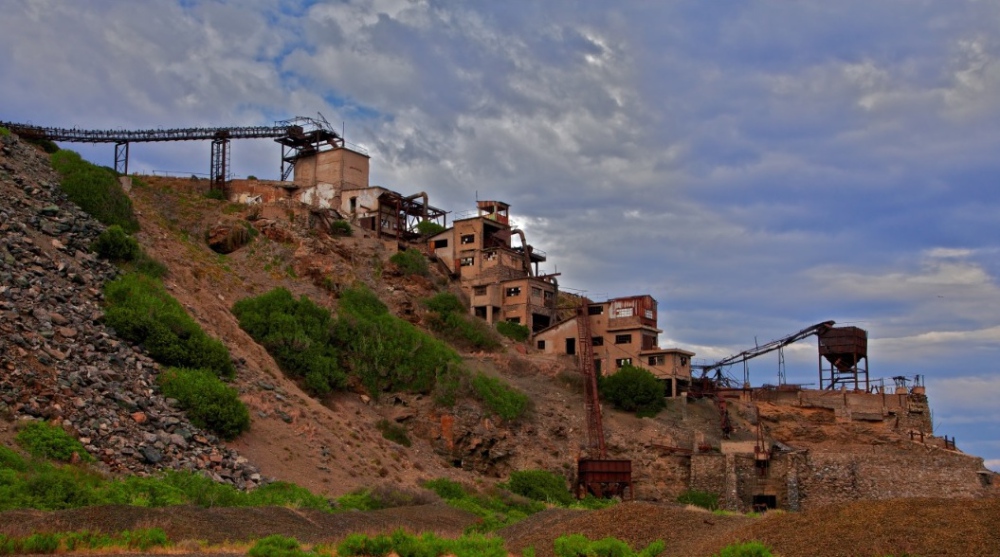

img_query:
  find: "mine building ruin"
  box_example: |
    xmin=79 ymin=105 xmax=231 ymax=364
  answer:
xmin=534 ymin=294 xmax=695 ymax=397
xmin=427 ymin=200 xmax=560 ymax=332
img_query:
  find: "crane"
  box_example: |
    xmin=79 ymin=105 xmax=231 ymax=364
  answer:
xmin=573 ymin=296 xmax=632 ymax=499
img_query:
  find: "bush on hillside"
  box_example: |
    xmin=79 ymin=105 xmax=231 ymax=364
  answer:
xmin=496 ymin=321 xmax=530 ymax=342
xmin=231 ymin=288 xmax=346 ymax=395
xmin=416 ymin=220 xmax=446 ymax=236
xmin=330 ymin=220 xmax=352 ymax=236
xmin=712 ymin=541 xmax=774 ymax=557
xmin=103 ymin=274 xmax=234 ymax=379
xmin=0 ymin=126 xmax=10 ymax=137
xmin=14 ymin=422 xmax=93 ymax=463
xmin=91 ymin=225 xmax=140 ymax=262
xmin=554 ymin=534 xmax=665 ymax=557
xmin=333 ymin=285 xmax=464 ymax=398
xmin=158 ymin=368 xmax=250 ymax=441
xmin=471 ymin=373 xmax=529 ymax=421
xmin=389 ymin=248 xmax=429 ymax=276
xmin=599 ymin=364 xmax=665 ymax=418
xmin=677 ymin=489 xmax=719 ymax=511
xmin=50 ymin=150 xmax=139 ymax=232
xmin=503 ymin=470 xmax=573 ymax=506
xmin=423 ymin=292 xmax=502 ymax=351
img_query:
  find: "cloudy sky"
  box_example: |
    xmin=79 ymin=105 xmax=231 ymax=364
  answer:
xmin=3 ymin=0 xmax=999 ymax=470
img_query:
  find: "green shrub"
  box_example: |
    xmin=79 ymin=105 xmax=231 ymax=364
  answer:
xmin=713 ymin=541 xmax=774 ymax=557
xmin=15 ymin=422 xmax=92 ymax=463
xmin=92 ymin=225 xmax=140 ymax=262
xmin=50 ymin=150 xmax=138 ymax=232
xmin=0 ymin=126 xmax=10 ymax=137
xmin=103 ymin=273 xmax=234 ymax=379
xmin=423 ymin=293 xmax=502 ymax=351
xmin=421 ymin=478 xmax=544 ymax=533
xmin=600 ymin=365 xmax=665 ymax=417
xmin=376 ymin=419 xmax=412 ymax=447
xmin=424 ymin=292 xmax=466 ymax=315
xmin=20 ymin=533 xmax=59 ymax=554
xmin=232 ymin=288 xmax=345 ymax=395
xmin=416 ymin=220 xmax=446 ymax=237
xmin=119 ymin=528 xmax=170 ymax=551
xmin=0 ymin=446 xmax=27 ymax=471
xmin=338 ymin=530 xmax=506 ymax=557
xmin=471 ymin=373 xmax=529 ymax=421
xmin=158 ymin=368 xmax=250 ymax=440
xmin=496 ymin=321 xmax=530 ymax=342
xmin=503 ymin=470 xmax=573 ymax=506
xmin=334 ymin=285 xmax=464 ymax=398
xmin=330 ymin=220 xmax=352 ymax=236
xmin=131 ymin=251 xmax=169 ymax=278
xmin=389 ymin=248 xmax=429 ymax=276
xmin=554 ymin=534 xmax=665 ymax=557
xmin=62 ymin=531 xmax=114 ymax=551
xmin=26 ymin=137 xmax=60 ymax=153
xmin=248 ymin=535 xmax=316 ymax=557
xmin=423 ymin=478 xmax=467 ymax=500
xmin=205 ymin=188 xmax=226 ymax=200
xmin=677 ymin=488 xmax=719 ymax=510
xmin=247 ymin=481 xmax=335 ymax=511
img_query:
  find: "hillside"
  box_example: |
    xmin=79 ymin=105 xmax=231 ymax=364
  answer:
xmin=2 ymin=130 xmax=999 ymax=555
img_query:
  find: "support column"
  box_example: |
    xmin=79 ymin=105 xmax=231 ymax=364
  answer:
xmin=114 ymin=141 xmax=129 ymax=175
xmin=210 ymin=137 xmax=230 ymax=193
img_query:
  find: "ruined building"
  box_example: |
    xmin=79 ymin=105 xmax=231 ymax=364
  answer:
xmin=427 ymin=200 xmax=560 ymax=332
xmin=534 ymin=295 xmax=695 ymax=397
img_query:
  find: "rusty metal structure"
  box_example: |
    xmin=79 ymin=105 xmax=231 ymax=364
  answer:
xmin=574 ymin=296 xmax=633 ymax=499
xmin=0 ymin=116 xmax=338 ymax=192
xmin=818 ymin=325 xmax=869 ymax=391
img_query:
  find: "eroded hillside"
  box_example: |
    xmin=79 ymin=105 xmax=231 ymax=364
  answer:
xmin=1 ymin=134 xmax=996 ymax=509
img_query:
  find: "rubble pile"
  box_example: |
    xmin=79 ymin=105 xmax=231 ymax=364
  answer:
xmin=0 ymin=131 xmax=261 ymax=488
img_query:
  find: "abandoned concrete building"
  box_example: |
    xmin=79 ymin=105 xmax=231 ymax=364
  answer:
xmin=534 ymin=295 xmax=695 ymax=397
xmin=227 ymin=127 xmax=447 ymax=241
xmin=427 ymin=200 xmax=561 ymax=332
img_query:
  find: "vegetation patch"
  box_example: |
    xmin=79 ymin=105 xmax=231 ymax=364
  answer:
xmin=496 ymin=320 xmax=531 ymax=342
xmin=15 ymin=421 xmax=93 ymax=463
xmin=232 ymin=287 xmax=345 ymax=395
xmin=376 ymin=419 xmax=412 ymax=447
xmin=712 ymin=540 xmax=775 ymax=557
xmin=416 ymin=220 xmax=447 ymax=236
xmin=248 ymin=535 xmax=321 ymax=557
xmin=471 ymin=373 xmax=529 ymax=421
xmin=50 ymin=149 xmax=139 ymax=232
xmin=389 ymin=247 xmax=429 ymax=276
xmin=677 ymin=488 xmax=720 ymax=511
xmin=423 ymin=292 xmax=502 ymax=351
xmin=91 ymin=224 xmax=140 ymax=262
xmin=338 ymin=530 xmax=506 ymax=557
xmin=103 ymin=273 xmax=235 ymax=379
xmin=423 ymin=478 xmax=544 ymax=533
xmin=158 ymin=367 xmax=250 ymax=440
xmin=0 ymin=126 xmax=10 ymax=137
xmin=502 ymin=469 xmax=574 ymax=506
xmin=0 ymin=528 xmax=169 ymax=555
xmin=330 ymin=219 xmax=352 ymax=236
xmin=553 ymin=534 xmax=664 ymax=557
xmin=599 ymin=364 xmax=665 ymax=418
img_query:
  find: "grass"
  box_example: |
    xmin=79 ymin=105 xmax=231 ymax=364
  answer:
xmin=103 ymin=273 xmax=235 ymax=379
xmin=338 ymin=530 xmax=507 ymax=557
xmin=423 ymin=478 xmax=545 ymax=533
xmin=676 ymin=489 xmax=719 ymax=511
xmin=15 ymin=421 xmax=94 ymax=463
xmin=0 ymin=528 xmax=170 ymax=554
xmin=471 ymin=373 xmax=529 ymax=421
xmin=50 ymin=150 xmax=139 ymax=232
xmin=389 ymin=248 xmax=429 ymax=276
xmin=553 ymin=534 xmax=665 ymax=557
xmin=158 ymin=367 xmax=251 ymax=441
xmin=376 ymin=419 xmax=412 ymax=447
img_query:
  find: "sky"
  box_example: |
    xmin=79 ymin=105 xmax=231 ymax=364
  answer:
xmin=2 ymin=0 xmax=999 ymax=471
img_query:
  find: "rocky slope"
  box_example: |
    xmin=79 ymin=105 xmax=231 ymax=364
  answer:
xmin=0 ymin=132 xmax=260 ymax=486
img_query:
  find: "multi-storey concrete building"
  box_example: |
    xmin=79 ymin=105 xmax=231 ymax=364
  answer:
xmin=428 ymin=200 xmax=560 ymax=332
xmin=534 ymin=295 xmax=694 ymax=397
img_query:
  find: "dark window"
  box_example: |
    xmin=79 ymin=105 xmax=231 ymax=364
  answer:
xmin=648 ymin=355 xmax=665 ymax=366
xmin=588 ymin=305 xmax=604 ymax=315
xmin=507 ymin=317 xmax=520 ymax=324
xmin=506 ymin=286 xmax=522 ymax=297
xmin=565 ymin=338 xmax=576 ymax=355
xmin=591 ymin=336 xmax=604 ymax=347
xmin=433 ymin=239 xmax=448 ymax=249
xmin=537 ymin=340 xmax=546 ymax=350
xmin=614 ymin=334 xmax=632 ymax=345
xmin=531 ymin=287 xmax=542 ymax=298
xmin=461 ymin=234 xmax=475 ymax=244
xmin=594 ymin=359 xmax=602 ymax=375
xmin=473 ymin=286 xmax=487 ymax=296
xmin=460 ymin=257 xmax=474 ymax=267
xmin=615 ymin=358 xmax=632 ymax=369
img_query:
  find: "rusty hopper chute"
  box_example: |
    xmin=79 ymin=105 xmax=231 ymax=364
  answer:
xmin=818 ymin=326 xmax=869 ymax=391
